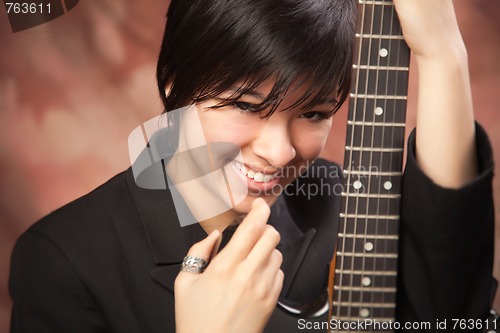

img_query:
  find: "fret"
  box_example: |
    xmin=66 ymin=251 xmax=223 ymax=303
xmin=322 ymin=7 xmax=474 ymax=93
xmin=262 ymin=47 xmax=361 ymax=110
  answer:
xmin=352 ymin=64 xmax=409 ymax=71
xmin=341 ymin=191 xmax=401 ymax=198
xmin=358 ymin=1 xmax=393 ymax=5
xmin=334 ymin=269 xmax=397 ymax=276
xmin=342 ymin=170 xmax=403 ymax=177
xmin=338 ymin=233 xmax=399 ymax=240
xmin=333 ymin=301 xmax=396 ymax=308
xmin=343 ymin=196 xmax=401 ymax=215
xmin=345 ymin=146 xmax=403 ymax=153
xmin=356 ymin=33 xmax=404 ymax=40
xmin=351 ymin=69 xmax=409 ymax=96
xmin=340 ymin=218 xmax=399 ymax=237
xmin=337 ymin=237 xmax=398 ymax=253
xmin=335 ymin=273 xmax=397 ymax=290
xmin=347 ymin=120 xmax=405 ymax=126
xmin=349 ymin=99 xmax=407 ymax=124
xmin=339 ymin=213 xmax=399 ymax=220
xmin=334 ymin=289 xmax=397 ymax=303
xmin=345 ymin=150 xmax=404 ymax=174
xmin=350 ymin=93 xmax=407 ymax=100
xmin=335 ymin=256 xmax=398 ymax=272
xmin=334 ymin=273 xmax=398 ymax=291
xmin=336 ymin=252 xmax=398 ymax=259
xmin=335 ymin=286 xmax=397 ymax=292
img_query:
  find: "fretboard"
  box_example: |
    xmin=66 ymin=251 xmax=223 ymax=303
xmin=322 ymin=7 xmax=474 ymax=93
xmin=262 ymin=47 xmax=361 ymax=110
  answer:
xmin=331 ymin=0 xmax=410 ymax=330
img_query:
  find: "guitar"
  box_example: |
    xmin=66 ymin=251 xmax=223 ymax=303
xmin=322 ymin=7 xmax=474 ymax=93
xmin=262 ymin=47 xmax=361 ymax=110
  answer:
xmin=329 ymin=0 xmax=410 ymax=331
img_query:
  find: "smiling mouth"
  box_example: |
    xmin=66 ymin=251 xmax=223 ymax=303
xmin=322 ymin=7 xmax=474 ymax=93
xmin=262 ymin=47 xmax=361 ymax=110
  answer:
xmin=232 ymin=161 xmax=280 ymax=183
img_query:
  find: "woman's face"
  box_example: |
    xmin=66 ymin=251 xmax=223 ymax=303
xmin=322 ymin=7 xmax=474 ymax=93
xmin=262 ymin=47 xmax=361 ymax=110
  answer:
xmin=194 ymin=80 xmax=336 ymax=215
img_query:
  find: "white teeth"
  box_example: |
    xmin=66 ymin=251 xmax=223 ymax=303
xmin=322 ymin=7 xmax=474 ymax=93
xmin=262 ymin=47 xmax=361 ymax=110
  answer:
xmin=253 ymin=172 xmax=264 ymax=182
xmin=263 ymin=174 xmax=274 ymax=182
xmin=234 ymin=162 xmax=278 ymax=183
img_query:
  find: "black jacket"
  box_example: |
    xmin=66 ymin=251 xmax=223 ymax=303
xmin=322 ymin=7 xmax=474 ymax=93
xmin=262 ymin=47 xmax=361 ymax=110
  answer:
xmin=9 ymin=125 xmax=495 ymax=332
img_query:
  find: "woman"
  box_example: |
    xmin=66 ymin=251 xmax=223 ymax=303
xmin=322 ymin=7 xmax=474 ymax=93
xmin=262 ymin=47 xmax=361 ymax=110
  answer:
xmin=9 ymin=0 xmax=495 ymax=332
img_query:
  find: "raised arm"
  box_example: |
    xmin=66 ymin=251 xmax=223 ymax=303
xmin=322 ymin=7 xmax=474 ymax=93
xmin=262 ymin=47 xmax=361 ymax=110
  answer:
xmin=393 ymin=0 xmax=496 ymax=326
xmin=394 ymin=0 xmax=478 ymax=188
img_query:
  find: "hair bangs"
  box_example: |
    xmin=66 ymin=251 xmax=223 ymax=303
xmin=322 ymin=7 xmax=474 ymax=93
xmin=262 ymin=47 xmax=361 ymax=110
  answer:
xmin=157 ymin=0 xmax=356 ymax=115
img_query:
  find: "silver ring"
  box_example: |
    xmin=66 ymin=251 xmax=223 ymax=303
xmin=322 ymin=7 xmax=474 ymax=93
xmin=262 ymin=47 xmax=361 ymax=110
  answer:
xmin=181 ymin=255 xmax=207 ymax=273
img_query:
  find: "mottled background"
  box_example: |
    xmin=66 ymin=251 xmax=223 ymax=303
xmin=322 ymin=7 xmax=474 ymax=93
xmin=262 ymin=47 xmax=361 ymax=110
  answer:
xmin=0 ymin=1 xmax=499 ymax=332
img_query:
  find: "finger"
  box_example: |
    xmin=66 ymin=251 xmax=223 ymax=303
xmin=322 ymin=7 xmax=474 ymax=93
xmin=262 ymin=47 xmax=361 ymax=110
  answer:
xmin=179 ymin=230 xmax=221 ymax=276
xmin=244 ymin=225 xmax=281 ymax=272
xmin=258 ymin=249 xmax=283 ymax=288
xmin=270 ymin=269 xmax=285 ymax=302
xmin=209 ymin=231 xmax=222 ymax=260
xmin=219 ymin=198 xmax=270 ymax=263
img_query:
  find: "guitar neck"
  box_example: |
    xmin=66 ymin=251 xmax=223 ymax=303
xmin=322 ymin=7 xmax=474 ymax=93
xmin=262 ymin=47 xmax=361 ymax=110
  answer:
xmin=331 ymin=0 xmax=410 ymax=328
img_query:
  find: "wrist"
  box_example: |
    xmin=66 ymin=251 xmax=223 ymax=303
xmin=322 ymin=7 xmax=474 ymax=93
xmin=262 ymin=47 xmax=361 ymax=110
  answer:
xmin=413 ymin=39 xmax=468 ymax=67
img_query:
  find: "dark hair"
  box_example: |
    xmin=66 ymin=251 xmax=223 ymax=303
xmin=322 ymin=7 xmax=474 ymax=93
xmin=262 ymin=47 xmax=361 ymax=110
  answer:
xmin=156 ymin=0 xmax=356 ymax=116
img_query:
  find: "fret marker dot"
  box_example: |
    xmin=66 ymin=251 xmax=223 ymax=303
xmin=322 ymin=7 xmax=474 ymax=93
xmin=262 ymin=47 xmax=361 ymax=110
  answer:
xmin=362 ymin=277 xmax=371 ymax=286
xmin=383 ymin=181 xmax=393 ymax=190
xmin=374 ymin=107 xmax=384 ymax=116
xmin=360 ymin=308 xmax=370 ymax=317
xmin=379 ymin=48 xmax=388 ymax=58
xmin=353 ymin=180 xmax=363 ymax=190
xmin=364 ymin=242 xmax=374 ymax=252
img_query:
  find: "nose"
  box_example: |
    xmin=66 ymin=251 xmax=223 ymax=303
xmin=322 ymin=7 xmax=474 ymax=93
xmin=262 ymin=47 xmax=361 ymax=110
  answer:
xmin=252 ymin=117 xmax=296 ymax=167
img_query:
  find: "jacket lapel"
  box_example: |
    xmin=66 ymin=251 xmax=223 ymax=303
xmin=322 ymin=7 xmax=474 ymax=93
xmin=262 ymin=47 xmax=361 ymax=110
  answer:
xmin=126 ymin=168 xmax=207 ymax=292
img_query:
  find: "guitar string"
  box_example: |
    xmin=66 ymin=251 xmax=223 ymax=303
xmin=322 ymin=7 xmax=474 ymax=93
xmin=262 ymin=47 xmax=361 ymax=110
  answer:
xmin=381 ymin=2 xmax=396 ymax=319
xmin=377 ymin=3 xmax=406 ymax=319
xmin=333 ymin=0 xmax=367 ymax=322
xmin=344 ymin=0 xmax=368 ymax=320
xmin=367 ymin=0 xmax=387 ymax=322
xmin=386 ymin=2 xmax=406 ymax=315
xmin=358 ymin=0 xmax=382 ymax=322
xmin=348 ymin=0 xmax=377 ymax=321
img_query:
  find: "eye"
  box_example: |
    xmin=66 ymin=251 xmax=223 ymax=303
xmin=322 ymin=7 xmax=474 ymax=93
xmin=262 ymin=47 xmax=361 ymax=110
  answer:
xmin=301 ymin=111 xmax=332 ymax=122
xmin=234 ymin=102 xmax=260 ymax=113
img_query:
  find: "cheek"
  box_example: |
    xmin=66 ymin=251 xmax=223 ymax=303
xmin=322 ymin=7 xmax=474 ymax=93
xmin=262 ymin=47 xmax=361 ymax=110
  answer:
xmin=292 ymin=121 xmax=332 ymax=161
xmin=196 ymin=105 xmax=255 ymax=146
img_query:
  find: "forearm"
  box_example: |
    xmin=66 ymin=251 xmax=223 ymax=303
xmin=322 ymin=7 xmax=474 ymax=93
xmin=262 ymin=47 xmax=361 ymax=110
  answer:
xmin=394 ymin=0 xmax=479 ymax=188
xmin=414 ymin=49 xmax=478 ymax=188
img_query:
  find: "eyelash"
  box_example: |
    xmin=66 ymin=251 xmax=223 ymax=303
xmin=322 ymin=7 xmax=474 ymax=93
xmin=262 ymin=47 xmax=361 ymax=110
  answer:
xmin=301 ymin=111 xmax=332 ymax=122
xmin=234 ymin=102 xmax=260 ymax=113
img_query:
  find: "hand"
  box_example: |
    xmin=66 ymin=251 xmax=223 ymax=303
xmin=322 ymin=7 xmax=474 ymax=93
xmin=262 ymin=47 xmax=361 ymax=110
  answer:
xmin=174 ymin=198 xmax=284 ymax=333
xmin=393 ymin=0 xmax=466 ymax=61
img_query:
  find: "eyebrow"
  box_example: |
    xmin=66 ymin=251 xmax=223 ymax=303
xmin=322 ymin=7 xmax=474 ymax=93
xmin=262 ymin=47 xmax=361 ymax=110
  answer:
xmin=226 ymin=88 xmax=265 ymax=100
xmin=227 ymin=87 xmax=338 ymax=107
xmin=316 ymin=97 xmax=339 ymax=106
